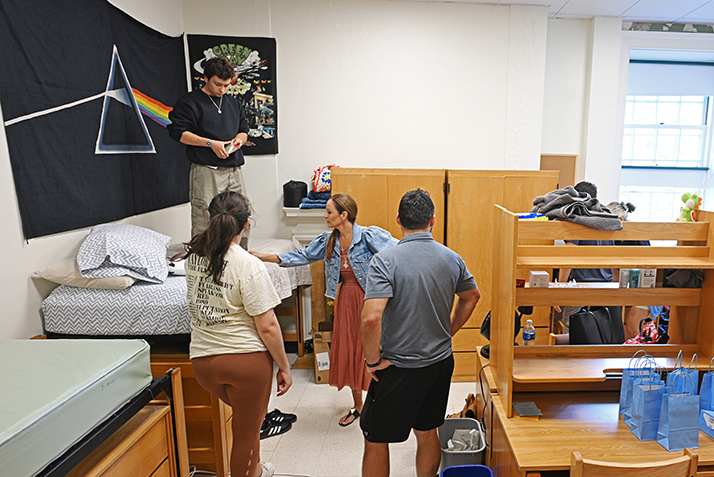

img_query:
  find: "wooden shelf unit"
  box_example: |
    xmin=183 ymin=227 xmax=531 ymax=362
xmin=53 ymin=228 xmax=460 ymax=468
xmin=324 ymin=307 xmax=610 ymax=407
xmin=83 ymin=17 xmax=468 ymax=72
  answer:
xmin=491 ymin=206 xmax=714 ymax=418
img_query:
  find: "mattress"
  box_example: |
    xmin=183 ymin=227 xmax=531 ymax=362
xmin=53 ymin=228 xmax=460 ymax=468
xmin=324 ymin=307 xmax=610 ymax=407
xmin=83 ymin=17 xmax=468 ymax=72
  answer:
xmin=0 ymin=339 xmax=152 ymax=476
xmin=42 ymin=240 xmax=311 ymax=336
xmin=42 ymin=275 xmax=191 ymax=335
xmin=249 ymin=238 xmax=313 ymax=300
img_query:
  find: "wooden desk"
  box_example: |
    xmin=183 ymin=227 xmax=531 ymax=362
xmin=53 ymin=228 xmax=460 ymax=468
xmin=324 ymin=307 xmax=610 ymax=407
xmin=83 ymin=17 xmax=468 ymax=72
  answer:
xmin=489 ymin=391 xmax=714 ymax=477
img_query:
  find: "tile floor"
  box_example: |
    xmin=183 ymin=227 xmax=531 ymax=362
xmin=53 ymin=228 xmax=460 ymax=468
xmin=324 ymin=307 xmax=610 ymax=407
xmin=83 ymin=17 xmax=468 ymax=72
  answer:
xmin=252 ymin=366 xmax=480 ymax=477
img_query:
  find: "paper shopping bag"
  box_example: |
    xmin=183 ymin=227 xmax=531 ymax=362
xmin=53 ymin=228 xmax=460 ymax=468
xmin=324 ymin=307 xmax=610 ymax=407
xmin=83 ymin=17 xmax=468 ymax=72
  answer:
xmin=701 ymin=410 xmax=714 ymax=440
xmin=619 ymin=350 xmax=652 ymax=418
xmin=630 ymin=381 xmax=665 ymax=441
xmin=657 ymin=372 xmax=699 ymax=451
xmin=667 ymin=352 xmax=700 ymax=395
xmin=699 ymin=358 xmax=714 ymax=412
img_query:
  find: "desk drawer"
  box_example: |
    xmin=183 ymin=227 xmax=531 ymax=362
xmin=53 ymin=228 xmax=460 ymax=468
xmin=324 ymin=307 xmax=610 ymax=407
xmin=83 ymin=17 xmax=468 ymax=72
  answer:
xmin=150 ymin=459 xmax=171 ymax=477
xmin=103 ymin=411 xmax=170 ymax=477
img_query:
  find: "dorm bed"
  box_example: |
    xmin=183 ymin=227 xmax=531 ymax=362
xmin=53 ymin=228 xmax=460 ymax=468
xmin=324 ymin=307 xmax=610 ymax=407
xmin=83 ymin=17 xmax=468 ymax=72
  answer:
xmin=34 ymin=226 xmax=312 ymax=476
xmin=0 ymin=339 xmax=183 ymax=477
xmin=40 ymin=236 xmax=311 ymax=341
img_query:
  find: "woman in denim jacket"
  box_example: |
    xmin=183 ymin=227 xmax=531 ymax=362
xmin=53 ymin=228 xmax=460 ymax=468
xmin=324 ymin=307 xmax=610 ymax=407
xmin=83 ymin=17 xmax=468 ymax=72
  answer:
xmin=252 ymin=193 xmax=397 ymax=426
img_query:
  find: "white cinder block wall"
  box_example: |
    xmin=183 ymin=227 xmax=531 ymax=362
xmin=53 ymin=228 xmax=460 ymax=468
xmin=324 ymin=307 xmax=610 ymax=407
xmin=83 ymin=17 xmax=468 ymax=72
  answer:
xmin=0 ymin=0 xmax=654 ymax=339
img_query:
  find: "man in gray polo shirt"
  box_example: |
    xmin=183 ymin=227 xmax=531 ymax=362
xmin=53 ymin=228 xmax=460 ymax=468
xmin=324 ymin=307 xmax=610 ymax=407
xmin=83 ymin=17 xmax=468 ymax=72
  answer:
xmin=360 ymin=189 xmax=481 ymax=477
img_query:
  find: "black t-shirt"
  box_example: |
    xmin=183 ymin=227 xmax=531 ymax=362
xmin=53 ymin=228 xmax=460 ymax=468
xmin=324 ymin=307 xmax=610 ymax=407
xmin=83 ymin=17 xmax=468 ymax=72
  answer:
xmin=168 ymin=89 xmax=250 ymax=167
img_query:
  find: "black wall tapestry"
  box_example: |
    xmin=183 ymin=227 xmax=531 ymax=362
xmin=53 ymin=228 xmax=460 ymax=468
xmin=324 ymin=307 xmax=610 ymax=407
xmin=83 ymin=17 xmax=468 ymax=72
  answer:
xmin=0 ymin=0 xmax=188 ymax=239
xmin=187 ymin=35 xmax=278 ymax=156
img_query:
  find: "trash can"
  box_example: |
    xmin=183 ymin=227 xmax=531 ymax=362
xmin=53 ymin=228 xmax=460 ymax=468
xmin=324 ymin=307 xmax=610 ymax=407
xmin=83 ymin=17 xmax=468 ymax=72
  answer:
xmin=440 ymin=464 xmax=494 ymax=477
xmin=437 ymin=418 xmax=486 ymax=471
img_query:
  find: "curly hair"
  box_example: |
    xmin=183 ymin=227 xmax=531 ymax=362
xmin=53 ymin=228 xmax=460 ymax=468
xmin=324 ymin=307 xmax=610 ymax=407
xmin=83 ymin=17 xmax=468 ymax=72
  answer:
xmin=204 ymin=57 xmax=234 ymax=81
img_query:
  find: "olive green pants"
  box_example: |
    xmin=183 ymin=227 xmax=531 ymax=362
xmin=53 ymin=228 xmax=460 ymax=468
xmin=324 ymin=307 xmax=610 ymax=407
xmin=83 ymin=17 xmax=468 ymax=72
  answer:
xmin=189 ymin=163 xmax=250 ymax=248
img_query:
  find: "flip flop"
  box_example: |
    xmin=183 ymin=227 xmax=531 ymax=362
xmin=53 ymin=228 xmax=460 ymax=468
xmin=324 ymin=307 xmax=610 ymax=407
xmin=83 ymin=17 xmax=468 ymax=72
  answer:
xmin=339 ymin=408 xmax=360 ymax=427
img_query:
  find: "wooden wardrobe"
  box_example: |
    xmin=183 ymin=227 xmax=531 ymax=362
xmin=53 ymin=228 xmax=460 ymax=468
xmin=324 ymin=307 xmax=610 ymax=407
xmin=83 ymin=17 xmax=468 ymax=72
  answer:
xmin=332 ymin=167 xmax=559 ymax=381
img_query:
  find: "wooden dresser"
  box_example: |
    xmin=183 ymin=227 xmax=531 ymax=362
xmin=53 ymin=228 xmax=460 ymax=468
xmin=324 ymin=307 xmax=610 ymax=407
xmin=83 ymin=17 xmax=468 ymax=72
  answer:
xmin=65 ymin=404 xmax=177 ymax=477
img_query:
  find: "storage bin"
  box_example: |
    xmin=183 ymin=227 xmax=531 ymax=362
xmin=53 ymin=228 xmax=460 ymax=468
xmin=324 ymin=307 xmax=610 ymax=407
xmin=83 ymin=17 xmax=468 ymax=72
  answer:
xmin=441 ymin=465 xmax=494 ymax=477
xmin=437 ymin=417 xmax=486 ymax=470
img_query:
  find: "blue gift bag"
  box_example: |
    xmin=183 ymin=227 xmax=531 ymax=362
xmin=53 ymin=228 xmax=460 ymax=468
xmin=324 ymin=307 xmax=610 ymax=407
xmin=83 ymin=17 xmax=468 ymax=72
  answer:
xmin=657 ymin=371 xmax=699 ymax=451
xmin=700 ymin=409 xmax=714 ymax=439
xmin=630 ymin=367 xmax=665 ymax=441
xmin=619 ymin=351 xmax=652 ymax=419
xmin=667 ymin=352 xmax=700 ymax=395
xmin=699 ymin=358 xmax=714 ymax=412
xmin=625 ymin=373 xmax=661 ymax=429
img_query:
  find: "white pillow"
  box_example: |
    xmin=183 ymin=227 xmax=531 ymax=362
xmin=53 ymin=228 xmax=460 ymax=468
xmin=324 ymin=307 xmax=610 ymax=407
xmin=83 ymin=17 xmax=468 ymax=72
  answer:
xmin=33 ymin=259 xmax=137 ymax=289
xmin=77 ymin=224 xmax=171 ymax=284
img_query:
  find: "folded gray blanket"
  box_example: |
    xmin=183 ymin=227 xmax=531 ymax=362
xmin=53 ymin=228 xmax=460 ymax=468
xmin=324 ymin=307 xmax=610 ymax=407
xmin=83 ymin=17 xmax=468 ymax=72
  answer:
xmin=531 ymin=186 xmax=623 ymax=231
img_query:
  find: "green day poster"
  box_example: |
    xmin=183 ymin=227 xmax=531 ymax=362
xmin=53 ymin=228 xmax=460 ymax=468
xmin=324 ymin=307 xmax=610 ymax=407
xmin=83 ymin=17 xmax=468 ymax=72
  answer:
xmin=187 ymin=35 xmax=278 ymax=155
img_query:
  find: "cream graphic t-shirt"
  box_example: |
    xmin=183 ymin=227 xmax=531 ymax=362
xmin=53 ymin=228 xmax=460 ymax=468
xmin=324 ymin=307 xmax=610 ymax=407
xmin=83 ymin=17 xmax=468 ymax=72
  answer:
xmin=186 ymin=244 xmax=281 ymax=359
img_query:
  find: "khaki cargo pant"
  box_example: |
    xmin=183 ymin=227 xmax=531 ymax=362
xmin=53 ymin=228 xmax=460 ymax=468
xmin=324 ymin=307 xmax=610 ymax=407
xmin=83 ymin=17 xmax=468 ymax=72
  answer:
xmin=190 ymin=163 xmax=250 ymax=248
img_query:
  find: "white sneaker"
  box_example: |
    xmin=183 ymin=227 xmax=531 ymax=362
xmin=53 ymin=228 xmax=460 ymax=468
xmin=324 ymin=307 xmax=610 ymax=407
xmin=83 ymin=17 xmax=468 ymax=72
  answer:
xmin=260 ymin=462 xmax=274 ymax=477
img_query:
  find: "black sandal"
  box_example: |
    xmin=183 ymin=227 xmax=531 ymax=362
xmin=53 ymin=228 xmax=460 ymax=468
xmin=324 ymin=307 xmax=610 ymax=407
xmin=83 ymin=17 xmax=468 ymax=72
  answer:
xmin=339 ymin=408 xmax=360 ymax=427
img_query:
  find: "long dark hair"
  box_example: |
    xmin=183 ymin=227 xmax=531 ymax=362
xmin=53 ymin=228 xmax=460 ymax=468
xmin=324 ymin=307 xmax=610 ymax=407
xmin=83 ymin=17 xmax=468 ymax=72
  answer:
xmin=187 ymin=191 xmax=252 ymax=284
xmin=325 ymin=193 xmax=357 ymax=260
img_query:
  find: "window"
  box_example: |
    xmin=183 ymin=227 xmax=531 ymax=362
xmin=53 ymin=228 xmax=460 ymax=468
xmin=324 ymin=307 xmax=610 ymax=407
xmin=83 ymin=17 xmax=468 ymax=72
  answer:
xmin=622 ymin=95 xmax=709 ymax=168
xmin=619 ymin=185 xmax=703 ymax=222
xmin=618 ymin=55 xmax=714 ymax=218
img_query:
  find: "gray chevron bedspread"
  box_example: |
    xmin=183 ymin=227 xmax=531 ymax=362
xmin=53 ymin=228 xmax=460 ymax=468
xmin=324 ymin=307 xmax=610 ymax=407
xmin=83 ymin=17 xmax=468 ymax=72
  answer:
xmin=41 ymin=238 xmax=313 ymax=336
xmin=42 ymin=276 xmax=191 ymax=335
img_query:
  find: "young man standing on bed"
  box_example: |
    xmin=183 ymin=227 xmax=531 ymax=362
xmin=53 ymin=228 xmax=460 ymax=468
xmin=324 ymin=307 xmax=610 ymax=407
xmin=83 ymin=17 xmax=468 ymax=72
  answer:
xmin=168 ymin=56 xmax=251 ymax=246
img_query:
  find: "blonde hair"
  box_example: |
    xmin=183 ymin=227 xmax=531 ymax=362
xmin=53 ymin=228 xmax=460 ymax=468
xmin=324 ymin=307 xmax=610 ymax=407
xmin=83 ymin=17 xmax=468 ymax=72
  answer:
xmin=325 ymin=193 xmax=357 ymax=260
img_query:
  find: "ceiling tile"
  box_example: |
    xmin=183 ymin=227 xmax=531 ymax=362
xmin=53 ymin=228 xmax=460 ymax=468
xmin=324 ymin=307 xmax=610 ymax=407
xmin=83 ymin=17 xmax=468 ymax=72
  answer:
xmin=679 ymin=1 xmax=714 ymax=23
xmin=623 ymin=0 xmax=711 ymax=22
xmin=556 ymin=0 xmax=640 ymax=18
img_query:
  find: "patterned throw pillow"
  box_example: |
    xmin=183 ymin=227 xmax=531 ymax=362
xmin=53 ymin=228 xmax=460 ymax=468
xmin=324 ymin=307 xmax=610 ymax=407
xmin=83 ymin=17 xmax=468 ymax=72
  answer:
xmin=77 ymin=224 xmax=171 ymax=284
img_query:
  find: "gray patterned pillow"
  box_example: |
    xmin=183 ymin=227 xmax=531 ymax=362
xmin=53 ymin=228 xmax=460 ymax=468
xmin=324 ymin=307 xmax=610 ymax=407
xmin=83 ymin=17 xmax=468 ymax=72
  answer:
xmin=77 ymin=224 xmax=171 ymax=284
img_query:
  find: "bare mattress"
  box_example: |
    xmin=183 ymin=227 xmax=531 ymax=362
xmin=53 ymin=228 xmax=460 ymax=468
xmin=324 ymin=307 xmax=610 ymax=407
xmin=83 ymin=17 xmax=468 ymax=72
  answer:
xmin=0 ymin=339 xmax=152 ymax=476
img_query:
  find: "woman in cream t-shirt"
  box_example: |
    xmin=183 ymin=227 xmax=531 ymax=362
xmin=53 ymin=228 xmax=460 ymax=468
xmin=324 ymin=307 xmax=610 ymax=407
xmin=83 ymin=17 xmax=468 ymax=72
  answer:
xmin=185 ymin=191 xmax=291 ymax=477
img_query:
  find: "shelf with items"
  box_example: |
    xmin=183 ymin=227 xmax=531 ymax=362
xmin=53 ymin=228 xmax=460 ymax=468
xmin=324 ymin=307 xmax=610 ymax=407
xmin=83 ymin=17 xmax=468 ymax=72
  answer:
xmin=491 ymin=205 xmax=714 ymax=417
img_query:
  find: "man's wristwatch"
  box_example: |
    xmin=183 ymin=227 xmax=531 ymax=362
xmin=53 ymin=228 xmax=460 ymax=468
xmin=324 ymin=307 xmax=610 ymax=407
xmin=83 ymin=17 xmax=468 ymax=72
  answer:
xmin=365 ymin=357 xmax=381 ymax=368
xmin=206 ymin=139 xmax=212 ymax=148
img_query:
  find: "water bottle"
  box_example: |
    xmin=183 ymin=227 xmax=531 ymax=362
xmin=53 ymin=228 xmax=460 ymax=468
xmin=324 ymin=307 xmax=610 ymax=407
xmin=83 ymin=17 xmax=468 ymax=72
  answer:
xmin=523 ymin=319 xmax=536 ymax=346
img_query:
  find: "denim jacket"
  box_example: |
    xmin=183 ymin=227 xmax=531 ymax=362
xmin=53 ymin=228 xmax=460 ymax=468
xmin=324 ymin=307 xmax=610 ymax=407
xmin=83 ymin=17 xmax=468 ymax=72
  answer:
xmin=278 ymin=223 xmax=397 ymax=299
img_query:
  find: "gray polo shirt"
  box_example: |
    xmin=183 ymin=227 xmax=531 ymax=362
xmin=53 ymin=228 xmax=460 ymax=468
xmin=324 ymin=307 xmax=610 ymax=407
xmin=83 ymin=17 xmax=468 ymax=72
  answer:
xmin=364 ymin=232 xmax=477 ymax=368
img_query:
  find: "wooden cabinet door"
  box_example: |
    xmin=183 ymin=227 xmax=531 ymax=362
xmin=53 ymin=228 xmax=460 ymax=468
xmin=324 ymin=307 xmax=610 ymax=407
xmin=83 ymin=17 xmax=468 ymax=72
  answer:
xmin=446 ymin=170 xmax=558 ymax=328
xmin=332 ymin=168 xmax=446 ymax=243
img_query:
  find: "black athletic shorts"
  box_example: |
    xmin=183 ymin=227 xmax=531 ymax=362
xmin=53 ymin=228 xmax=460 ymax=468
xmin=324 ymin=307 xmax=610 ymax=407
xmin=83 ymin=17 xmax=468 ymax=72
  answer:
xmin=360 ymin=354 xmax=454 ymax=443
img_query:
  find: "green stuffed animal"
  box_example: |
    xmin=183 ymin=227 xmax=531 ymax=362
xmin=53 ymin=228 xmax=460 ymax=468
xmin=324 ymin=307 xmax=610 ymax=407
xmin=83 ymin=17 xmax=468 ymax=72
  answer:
xmin=680 ymin=192 xmax=701 ymax=222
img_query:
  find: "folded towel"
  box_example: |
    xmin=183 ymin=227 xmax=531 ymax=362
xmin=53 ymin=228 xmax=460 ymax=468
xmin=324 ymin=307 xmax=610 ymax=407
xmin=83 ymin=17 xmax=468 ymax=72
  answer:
xmin=307 ymin=190 xmax=331 ymax=201
xmin=301 ymin=197 xmax=329 ymax=205
xmin=299 ymin=202 xmax=327 ymax=209
xmin=531 ymin=186 xmax=622 ymax=231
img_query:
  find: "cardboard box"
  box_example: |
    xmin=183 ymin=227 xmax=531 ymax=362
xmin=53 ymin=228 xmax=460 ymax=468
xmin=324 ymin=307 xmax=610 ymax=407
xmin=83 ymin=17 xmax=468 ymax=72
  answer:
xmin=313 ymin=338 xmax=330 ymax=384
xmin=629 ymin=269 xmax=640 ymax=288
xmin=313 ymin=321 xmax=333 ymax=342
xmin=641 ymin=268 xmax=656 ymax=288
xmin=529 ymin=271 xmax=549 ymax=288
